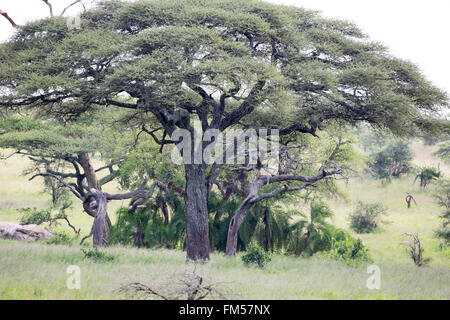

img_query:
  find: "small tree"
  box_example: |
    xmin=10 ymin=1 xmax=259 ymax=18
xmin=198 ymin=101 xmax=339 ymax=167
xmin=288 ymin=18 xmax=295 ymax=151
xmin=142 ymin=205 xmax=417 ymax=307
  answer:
xmin=349 ymin=201 xmax=388 ymax=234
xmin=414 ymin=166 xmax=441 ymax=189
xmin=400 ymin=233 xmax=430 ymax=267
xmin=368 ymin=141 xmax=413 ymax=183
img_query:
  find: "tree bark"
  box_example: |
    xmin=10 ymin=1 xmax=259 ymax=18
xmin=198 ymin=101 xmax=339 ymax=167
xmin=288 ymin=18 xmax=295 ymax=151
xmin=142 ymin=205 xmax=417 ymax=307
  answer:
xmin=89 ymin=189 xmax=109 ymax=247
xmin=263 ymin=207 xmax=269 ymax=252
xmin=184 ymin=164 xmax=210 ymax=261
xmin=78 ymin=152 xmax=100 ymax=190
xmin=226 ymin=197 xmax=254 ymax=256
xmin=78 ymin=152 xmax=112 ymax=246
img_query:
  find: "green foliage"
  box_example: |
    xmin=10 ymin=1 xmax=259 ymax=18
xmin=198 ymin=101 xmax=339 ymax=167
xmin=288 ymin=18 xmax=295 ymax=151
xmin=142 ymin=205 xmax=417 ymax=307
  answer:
xmin=433 ymin=179 xmax=450 ymax=244
xmin=241 ymin=244 xmax=272 ymax=268
xmin=435 ymin=210 xmax=450 ymax=244
xmin=329 ymin=238 xmax=372 ymax=265
xmin=110 ymin=192 xmax=186 ymax=249
xmin=434 ymin=141 xmax=450 ymax=163
xmin=285 ymin=202 xmax=354 ymax=257
xmin=43 ymin=231 xmax=73 ymax=246
xmin=19 ymin=208 xmax=52 ymax=226
xmin=1 ymin=0 xmax=447 ymax=140
xmin=349 ymin=201 xmax=388 ymax=234
xmin=414 ymin=166 xmax=441 ymax=189
xmin=368 ymin=141 xmax=413 ymax=183
xmin=81 ymin=248 xmax=115 ymax=263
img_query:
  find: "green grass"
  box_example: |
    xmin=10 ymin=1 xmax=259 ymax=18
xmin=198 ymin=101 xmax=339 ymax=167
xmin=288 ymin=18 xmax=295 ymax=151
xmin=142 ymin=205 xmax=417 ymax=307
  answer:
xmin=0 ymin=140 xmax=449 ymax=300
xmin=0 ymin=240 xmax=448 ymax=300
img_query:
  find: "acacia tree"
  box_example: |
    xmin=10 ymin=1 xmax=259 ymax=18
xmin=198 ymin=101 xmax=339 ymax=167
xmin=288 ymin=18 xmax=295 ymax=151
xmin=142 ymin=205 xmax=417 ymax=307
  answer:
xmin=0 ymin=115 xmax=151 ymax=246
xmin=0 ymin=0 xmax=448 ymax=260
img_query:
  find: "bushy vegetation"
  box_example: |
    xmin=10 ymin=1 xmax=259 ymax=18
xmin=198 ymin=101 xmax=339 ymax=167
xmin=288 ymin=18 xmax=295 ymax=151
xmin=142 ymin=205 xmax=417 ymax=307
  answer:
xmin=329 ymin=238 xmax=372 ymax=265
xmin=43 ymin=231 xmax=74 ymax=246
xmin=433 ymin=180 xmax=450 ymax=244
xmin=368 ymin=141 xmax=413 ymax=183
xmin=401 ymin=233 xmax=430 ymax=267
xmin=109 ymin=192 xmax=185 ymax=249
xmin=414 ymin=166 xmax=441 ymax=189
xmin=81 ymin=248 xmax=115 ymax=263
xmin=241 ymin=244 xmax=272 ymax=268
xmin=349 ymin=201 xmax=388 ymax=234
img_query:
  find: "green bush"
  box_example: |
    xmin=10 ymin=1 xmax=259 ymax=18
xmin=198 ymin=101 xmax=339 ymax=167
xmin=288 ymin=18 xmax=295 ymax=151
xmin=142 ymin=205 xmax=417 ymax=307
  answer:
xmin=43 ymin=231 xmax=73 ymax=246
xmin=19 ymin=208 xmax=51 ymax=225
xmin=81 ymin=248 xmax=115 ymax=263
xmin=414 ymin=166 xmax=441 ymax=189
xmin=330 ymin=237 xmax=372 ymax=265
xmin=433 ymin=179 xmax=450 ymax=244
xmin=241 ymin=244 xmax=272 ymax=268
xmin=349 ymin=201 xmax=388 ymax=234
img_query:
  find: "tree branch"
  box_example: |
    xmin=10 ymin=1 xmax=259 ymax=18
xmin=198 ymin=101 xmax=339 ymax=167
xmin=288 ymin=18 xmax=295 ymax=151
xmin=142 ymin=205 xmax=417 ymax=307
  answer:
xmin=60 ymin=0 xmax=85 ymax=16
xmin=29 ymin=172 xmax=83 ymax=201
xmin=105 ymin=178 xmax=148 ymax=200
xmin=41 ymin=0 xmax=53 ymax=17
xmin=0 ymin=10 xmax=19 ymax=28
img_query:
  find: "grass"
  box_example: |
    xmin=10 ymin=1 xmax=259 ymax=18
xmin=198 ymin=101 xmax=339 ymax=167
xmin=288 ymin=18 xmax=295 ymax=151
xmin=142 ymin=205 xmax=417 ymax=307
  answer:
xmin=0 ymin=140 xmax=449 ymax=300
xmin=0 ymin=240 xmax=448 ymax=300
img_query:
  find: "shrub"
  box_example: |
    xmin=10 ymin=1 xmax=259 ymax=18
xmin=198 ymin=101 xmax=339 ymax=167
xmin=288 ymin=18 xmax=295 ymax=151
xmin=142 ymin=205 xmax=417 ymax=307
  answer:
xmin=432 ymin=180 xmax=450 ymax=244
xmin=241 ymin=244 xmax=271 ymax=268
xmin=330 ymin=237 xmax=372 ymax=265
xmin=81 ymin=248 xmax=115 ymax=263
xmin=349 ymin=201 xmax=388 ymax=234
xmin=414 ymin=166 xmax=441 ymax=189
xmin=19 ymin=208 xmax=51 ymax=225
xmin=435 ymin=210 xmax=450 ymax=244
xmin=43 ymin=231 xmax=73 ymax=246
xmin=400 ymin=233 xmax=430 ymax=267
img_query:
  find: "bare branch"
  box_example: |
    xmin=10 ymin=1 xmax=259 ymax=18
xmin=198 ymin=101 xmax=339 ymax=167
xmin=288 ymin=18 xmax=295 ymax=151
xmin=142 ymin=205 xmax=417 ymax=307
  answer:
xmin=0 ymin=9 xmax=19 ymax=28
xmin=141 ymin=126 xmax=174 ymax=146
xmin=60 ymin=0 xmax=85 ymax=16
xmin=29 ymin=171 xmax=84 ymax=200
xmin=252 ymin=183 xmax=316 ymax=203
xmin=41 ymin=0 xmax=53 ymax=17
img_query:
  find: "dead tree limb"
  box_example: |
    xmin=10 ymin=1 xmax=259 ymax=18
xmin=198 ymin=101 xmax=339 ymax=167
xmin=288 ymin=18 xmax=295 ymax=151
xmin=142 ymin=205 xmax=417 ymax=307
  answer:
xmin=61 ymin=0 xmax=85 ymax=16
xmin=41 ymin=0 xmax=53 ymax=17
xmin=0 ymin=10 xmax=19 ymax=28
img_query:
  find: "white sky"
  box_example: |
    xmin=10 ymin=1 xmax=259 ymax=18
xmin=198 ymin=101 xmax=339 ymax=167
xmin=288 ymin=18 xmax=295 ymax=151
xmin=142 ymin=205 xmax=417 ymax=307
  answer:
xmin=0 ymin=0 xmax=449 ymax=96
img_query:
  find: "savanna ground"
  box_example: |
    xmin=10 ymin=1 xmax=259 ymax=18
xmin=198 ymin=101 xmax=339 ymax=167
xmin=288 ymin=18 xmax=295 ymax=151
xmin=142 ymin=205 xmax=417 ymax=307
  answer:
xmin=0 ymin=140 xmax=449 ymax=300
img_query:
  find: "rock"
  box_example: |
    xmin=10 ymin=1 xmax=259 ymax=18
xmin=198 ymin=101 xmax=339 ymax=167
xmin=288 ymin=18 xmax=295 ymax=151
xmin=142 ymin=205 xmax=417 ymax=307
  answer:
xmin=0 ymin=222 xmax=54 ymax=241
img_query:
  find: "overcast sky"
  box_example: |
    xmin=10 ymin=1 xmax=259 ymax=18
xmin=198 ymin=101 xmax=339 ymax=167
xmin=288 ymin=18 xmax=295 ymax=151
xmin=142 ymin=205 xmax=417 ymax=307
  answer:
xmin=0 ymin=0 xmax=449 ymax=96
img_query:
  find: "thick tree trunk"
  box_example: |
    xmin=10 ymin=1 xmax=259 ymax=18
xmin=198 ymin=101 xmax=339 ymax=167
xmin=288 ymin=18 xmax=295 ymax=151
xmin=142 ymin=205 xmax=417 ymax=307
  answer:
xmin=90 ymin=189 xmax=109 ymax=248
xmin=78 ymin=152 xmax=111 ymax=247
xmin=184 ymin=164 xmax=210 ymax=261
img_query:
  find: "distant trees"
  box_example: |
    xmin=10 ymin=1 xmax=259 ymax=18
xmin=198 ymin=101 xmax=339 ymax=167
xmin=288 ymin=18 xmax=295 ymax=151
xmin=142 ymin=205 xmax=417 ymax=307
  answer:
xmin=368 ymin=141 xmax=413 ymax=183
